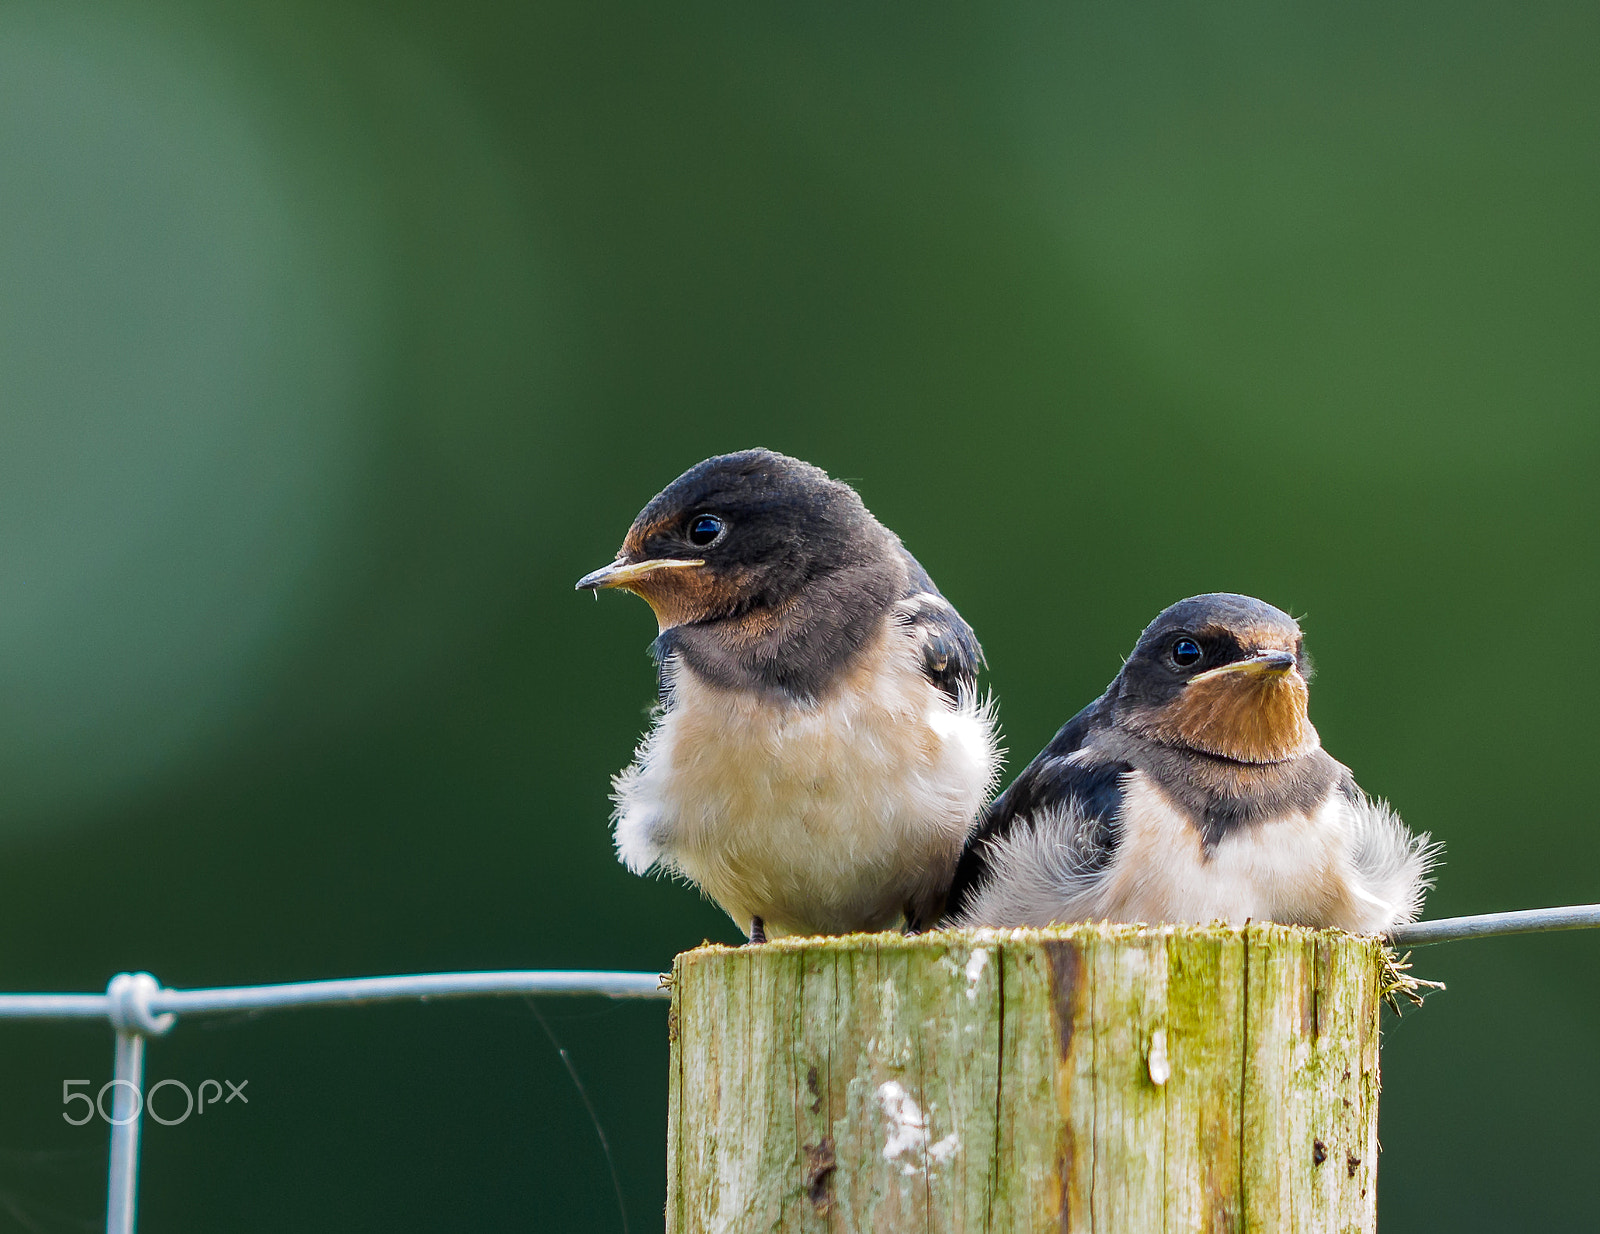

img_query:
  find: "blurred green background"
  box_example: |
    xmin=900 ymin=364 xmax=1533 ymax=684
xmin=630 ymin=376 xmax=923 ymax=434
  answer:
xmin=0 ymin=0 xmax=1596 ymax=1228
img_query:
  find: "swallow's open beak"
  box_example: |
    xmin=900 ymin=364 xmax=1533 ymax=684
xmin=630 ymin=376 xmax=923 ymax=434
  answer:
xmin=575 ymin=557 xmax=706 ymax=592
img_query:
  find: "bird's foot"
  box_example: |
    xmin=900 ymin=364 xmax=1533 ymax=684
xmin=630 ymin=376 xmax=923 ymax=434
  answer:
xmin=748 ymin=917 xmax=767 ymax=946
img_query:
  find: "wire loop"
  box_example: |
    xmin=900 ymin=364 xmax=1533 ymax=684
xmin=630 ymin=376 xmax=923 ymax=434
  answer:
xmin=105 ymin=972 xmax=176 ymax=1037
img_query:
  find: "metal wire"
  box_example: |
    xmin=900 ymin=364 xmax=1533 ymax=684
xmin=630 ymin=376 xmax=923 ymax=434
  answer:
xmin=0 ymin=993 xmax=111 ymax=1019
xmin=0 ymin=970 xmax=667 ymax=1025
xmin=105 ymin=1033 xmax=144 ymax=1234
xmin=151 ymin=969 xmax=668 ymax=1015
xmin=1388 ymin=903 xmax=1600 ymax=947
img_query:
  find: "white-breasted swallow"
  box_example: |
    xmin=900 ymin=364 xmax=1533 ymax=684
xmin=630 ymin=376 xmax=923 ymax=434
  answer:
xmin=580 ymin=449 xmax=1001 ymax=942
xmin=948 ymin=593 xmax=1435 ymax=933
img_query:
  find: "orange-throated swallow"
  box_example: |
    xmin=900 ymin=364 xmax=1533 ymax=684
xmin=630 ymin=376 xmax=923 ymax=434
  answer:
xmin=947 ymin=593 xmax=1436 ymax=932
xmin=579 ymin=449 xmax=1001 ymax=942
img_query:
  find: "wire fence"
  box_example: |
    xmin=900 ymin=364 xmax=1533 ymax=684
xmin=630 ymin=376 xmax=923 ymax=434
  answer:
xmin=3 ymin=904 xmax=1597 ymax=1234
xmin=3 ymin=969 xmax=668 ymax=1234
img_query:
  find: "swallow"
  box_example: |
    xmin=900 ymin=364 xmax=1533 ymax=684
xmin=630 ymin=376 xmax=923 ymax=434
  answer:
xmin=578 ymin=449 xmax=1001 ymax=942
xmin=947 ymin=593 xmax=1435 ymax=933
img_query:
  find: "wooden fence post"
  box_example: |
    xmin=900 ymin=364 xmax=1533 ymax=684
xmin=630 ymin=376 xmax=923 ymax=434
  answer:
xmin=667 ymin=923 xmax=1383 ymax=1233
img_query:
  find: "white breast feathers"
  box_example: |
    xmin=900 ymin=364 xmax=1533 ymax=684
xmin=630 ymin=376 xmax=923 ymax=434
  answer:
xmin=960 ymin=772 xmax=1435 ymax=934
xmin=610 ymin=624 xmax=1000 ymax=937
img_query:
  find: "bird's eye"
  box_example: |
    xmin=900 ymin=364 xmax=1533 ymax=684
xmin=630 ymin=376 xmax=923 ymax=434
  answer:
xmin=686 ymin=514 xmax=724 ymax=547
xmin=1171 ymin=638 xmax=1202 ymax=668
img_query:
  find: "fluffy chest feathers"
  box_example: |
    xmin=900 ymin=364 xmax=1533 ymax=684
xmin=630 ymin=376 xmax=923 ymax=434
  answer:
xmin=958 ymin=765 xmax=1431 ymax=934
xmin=611 ymin=624 xmax=999 ymax=936
xmin=1097 ymin=773 xmax=1407 ymax=932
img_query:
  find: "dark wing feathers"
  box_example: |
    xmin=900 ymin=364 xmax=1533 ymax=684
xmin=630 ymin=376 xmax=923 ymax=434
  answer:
xmin=895 ymin=550 xmax=984 ymax=704
xmin=944 ymin=695 xmax=1128 ymax=921
xmin=649 ymin=629 xmax=684 ymax=709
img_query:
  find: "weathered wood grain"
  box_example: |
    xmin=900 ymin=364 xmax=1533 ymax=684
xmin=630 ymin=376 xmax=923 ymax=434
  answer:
xmin=668 ymin=924 xmax=1383 ymax=1233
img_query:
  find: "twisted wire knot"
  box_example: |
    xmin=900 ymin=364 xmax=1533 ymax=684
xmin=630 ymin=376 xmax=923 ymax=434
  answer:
xmin=106 ymin=972 xmax=175 ymax=1036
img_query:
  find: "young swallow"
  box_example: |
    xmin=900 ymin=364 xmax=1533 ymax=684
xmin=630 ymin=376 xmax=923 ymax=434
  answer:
xmin=947 ymin=593 xmax=1435 ymax=933
xmin=578 ymin=449 xmax=1000 ymax=942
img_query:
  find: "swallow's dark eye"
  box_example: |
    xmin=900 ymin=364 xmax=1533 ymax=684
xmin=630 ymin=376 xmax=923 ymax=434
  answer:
xmin=1172 ymin=638 xmax=1202 ymax=668
xmin=687 ymin=514 xmax=724 ymax=547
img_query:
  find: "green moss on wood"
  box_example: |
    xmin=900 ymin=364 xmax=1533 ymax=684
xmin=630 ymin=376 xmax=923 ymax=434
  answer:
xmin=668 ymin=924 xmax=1383 ymax=1233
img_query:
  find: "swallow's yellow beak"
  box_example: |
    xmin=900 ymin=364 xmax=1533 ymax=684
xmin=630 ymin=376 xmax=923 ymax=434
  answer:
xmin=575 ymin=557 xmax=706 ymax=592
xmin=1187 ymin=649 xmax=1297 ymax=685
